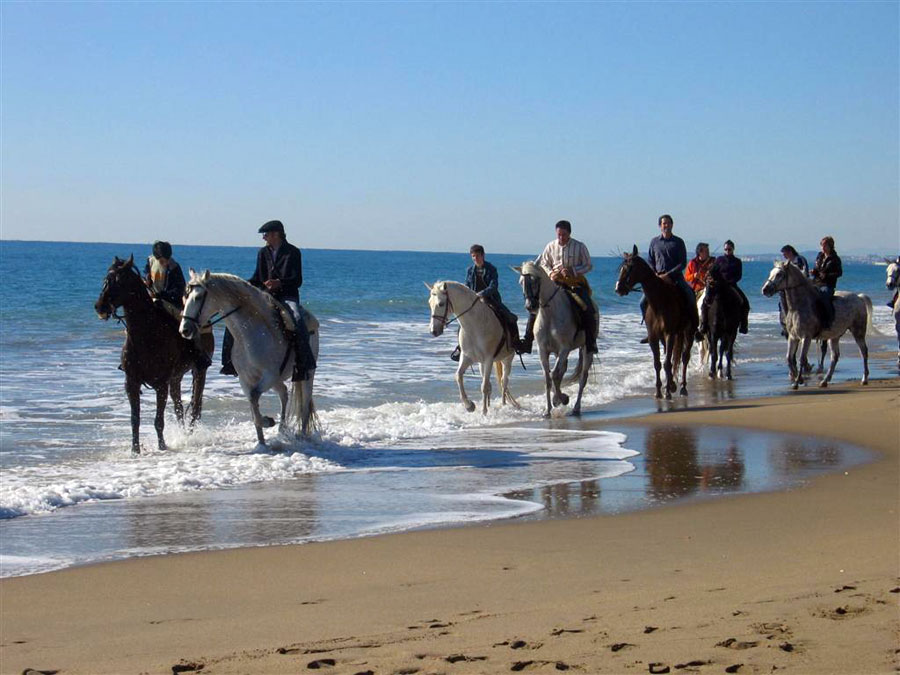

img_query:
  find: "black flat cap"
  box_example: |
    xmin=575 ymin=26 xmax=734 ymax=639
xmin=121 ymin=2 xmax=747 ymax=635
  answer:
xmin=258 ymin=220 xmax=285 ymax=234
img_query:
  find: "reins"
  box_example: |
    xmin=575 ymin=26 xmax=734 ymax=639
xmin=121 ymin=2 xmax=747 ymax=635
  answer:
xmin=431 ymin=293 xmax=481 ymax=327
xmin=181 ymin=284 xmax=241 ymax=329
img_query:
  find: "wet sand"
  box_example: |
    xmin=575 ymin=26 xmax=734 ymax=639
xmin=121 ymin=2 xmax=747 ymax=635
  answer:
xmin=1 ymin=379 xmax=898 ymax=674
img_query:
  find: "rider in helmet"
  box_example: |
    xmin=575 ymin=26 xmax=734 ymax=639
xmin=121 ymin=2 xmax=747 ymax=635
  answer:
xmin=144 ymin=241 xmax=212 ymax=369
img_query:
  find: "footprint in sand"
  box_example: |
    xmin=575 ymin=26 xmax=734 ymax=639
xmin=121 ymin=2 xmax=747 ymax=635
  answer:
xmin=445 ymin=654 xmax=487 ymax=663
xmin=716 ymin=638 xmax=758 ymax=649
xmin=307 ymin=658 xmax=336 ymax=669
xmin=171 ymin=664 xmax=204 ymax=674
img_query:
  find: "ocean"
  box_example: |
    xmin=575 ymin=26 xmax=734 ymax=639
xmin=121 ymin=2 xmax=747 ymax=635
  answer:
xmin=1 ymin=240 xmax=896 ymax=577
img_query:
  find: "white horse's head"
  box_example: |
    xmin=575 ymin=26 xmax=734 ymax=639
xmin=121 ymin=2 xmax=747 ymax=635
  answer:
xmin=180 ymin=268 xmax=212 ymax=340
xmin=425 ymin=281 xmax=450 ymax=337
xmin=761 ymin=261 xmax=801 ymax=297
xmin=515 ymin=260 xmax=547 ymax=313
xmin=886 ymin=261 xmax=900 ymax=290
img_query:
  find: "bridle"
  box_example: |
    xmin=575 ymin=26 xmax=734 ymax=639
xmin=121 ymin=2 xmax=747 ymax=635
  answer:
xmin=430 ymin=288 xmax=480 ymax=328
xmin=522 ymin=272 xmax=561 ymax=309
xmin=181 ymin=283 xmax=240 ymax=329
xmin=616 ymin=259 xmax=639 ymax=294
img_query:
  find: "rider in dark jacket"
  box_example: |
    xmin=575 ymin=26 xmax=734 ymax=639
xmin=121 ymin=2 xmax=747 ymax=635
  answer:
xmin=221 ymin=220 xmax=313 ymax=377
xmin=811 ymin=236 xmax=843 ymax=329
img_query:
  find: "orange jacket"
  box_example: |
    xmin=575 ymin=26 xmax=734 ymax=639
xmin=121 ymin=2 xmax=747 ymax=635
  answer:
xmin=685 ymin=257 xmax=714 ymax=292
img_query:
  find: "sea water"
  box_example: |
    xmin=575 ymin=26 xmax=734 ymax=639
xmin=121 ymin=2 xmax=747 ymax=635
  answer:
xmin=0 ymin=241 xmax=895 ymax=576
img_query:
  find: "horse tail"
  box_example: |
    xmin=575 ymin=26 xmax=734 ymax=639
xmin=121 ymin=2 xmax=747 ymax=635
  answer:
xmin=861 ymin=294 xmax=881 ymax=336
xmin=289 ymin=377 xmax=318 ymax=436
xmin=563 ymin=349 xmax=594 ymax=386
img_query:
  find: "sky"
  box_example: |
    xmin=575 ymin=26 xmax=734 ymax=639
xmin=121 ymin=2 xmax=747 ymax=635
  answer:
xmin=1 ymin=1 xmax=897 ymax=255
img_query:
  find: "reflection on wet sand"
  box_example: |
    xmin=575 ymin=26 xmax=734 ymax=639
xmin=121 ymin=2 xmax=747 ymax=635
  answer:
xmin=508 ymin=425 xmax=862 ymax=520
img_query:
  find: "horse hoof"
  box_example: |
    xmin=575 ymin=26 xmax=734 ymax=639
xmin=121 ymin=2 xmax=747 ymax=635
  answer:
xmin=791 ymin=382 xmax=799 ymax=390
xmin=665 ymin=392 xmax=672 ymax=400
xmin=569 ymin=408 xmax=582 ymax=417
xmin=819 ymin=381 xmax=828 ymax=388
xmin=559 ymin=393 xmax=569 ymax=406
xmin=680 ymin=388 xmax=688 ymax=397
xmin=262 ymin=416 xmax=276 ymax=428
xmin=655 ymin=391 xmax=663 ymax=399
xmin=465 ymin=402 xmax=476 ymax=413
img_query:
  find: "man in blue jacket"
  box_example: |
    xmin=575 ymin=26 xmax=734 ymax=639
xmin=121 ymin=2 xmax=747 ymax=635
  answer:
xmin=450 ymin=244 xmax=522 ymax=360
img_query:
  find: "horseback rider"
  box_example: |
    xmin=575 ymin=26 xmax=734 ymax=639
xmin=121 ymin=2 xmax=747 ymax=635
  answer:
xmin=810 ymin=235 xmax=843 ymax=330
xmin=698 ymin=239 xmax=750 ymax=338
xmin=450 ymin=245 xmax=523 ymax=361
xmin=778 ymin=244 xmax=810 ymax=337
xmin=521 ymin=219 xmax=597 ymax=354
xmin=220 ymin=220 xmax=315 ymax=379
xmin=685 ymin=242 xmax=714 ymax=294
xmin=641 ymin=214 xmax=695 ymax=343
xmin=144 ymin=241 xmax=212 ymax=370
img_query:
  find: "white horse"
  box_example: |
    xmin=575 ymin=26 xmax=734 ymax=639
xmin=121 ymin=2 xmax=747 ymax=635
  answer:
xmin=762 ymin=261 xmax=872 ymax=389
xmin=886 ymin=260 xmax=900 ymax=368
xmin=515 ymin=261 xmax=594 ymax=416
xmin=426 ymin=281 xmax=519 ymax=414
xmin=180 ymin=270 xmax=319 ymax=444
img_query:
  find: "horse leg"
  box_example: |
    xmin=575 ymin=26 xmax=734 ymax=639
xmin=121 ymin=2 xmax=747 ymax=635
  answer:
xmin=552 ymin=352 xmax=570 ymax=407
xmin=820 ymin=338 xmax=840 ymax=387
xmin=571 ymin=349 xmax=592 ymax=416
xmin=154 ymin=386 xmax=168 ymax=451
xmin=455 ymin=355 xmax=476 ymax=413
xmin=725 ymin=335 xmax=735 ymax=380
xmin=248 ymin=389 xmax=270 ymax=445
xmin=126 ymin=376 xmax=141 ymax=455
xmin=188 ymin=364 xmax=207 ymax=428
xmin=679 ymin=341 xmax=690 ymax=397
xmin=664 ymin=335 xmax=676 ymax=399
xmin=797 ymin=338 xmax=813 ymax=388
xmin=786 ymin=338 xmax=799 ymax=386
xmin=815 ymin=341 xmax=827 ymax=374
xmin=480 ymin=360 xmax=492 ymax=415
xmin=708 ymin=334 xmax=718 ymax=379
xmin=650 ymin=341 xmax=663 ymax=399
xmin=853 ymin=332 xmax=869 ymax=385
xmin=539 ymin=349 xmax=553 ymax=417
xmin=169 ymin=375 xmax=185 ymax=427
xmin=274 ymin=380 xmax=289 ymax=432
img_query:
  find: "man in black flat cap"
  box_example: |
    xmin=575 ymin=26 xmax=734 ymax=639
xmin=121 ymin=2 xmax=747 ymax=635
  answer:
xmin=220 ymin=220 xmax=311 ymax=377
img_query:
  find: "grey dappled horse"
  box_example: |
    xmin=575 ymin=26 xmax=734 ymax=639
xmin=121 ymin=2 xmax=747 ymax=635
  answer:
xmin=180 ymin=270 xmax=319 ymax=444
xmin=762 ymin=261 xmax=872 ymax=389
xmin=516 ymin=261 xmax=594 ymax=416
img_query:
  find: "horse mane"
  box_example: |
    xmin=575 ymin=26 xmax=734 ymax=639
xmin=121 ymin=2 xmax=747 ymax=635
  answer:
xmin=521 ymin=260 xmax=549 ymax=278
xmin=200 ymin=273 xmax=283 ymax=319
xmin=777 ymin=260 xmax=817 ymax=290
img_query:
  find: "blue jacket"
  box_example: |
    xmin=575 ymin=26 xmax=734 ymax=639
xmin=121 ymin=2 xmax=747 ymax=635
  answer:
xmin=465 ymin=261 xmax=502 ymax=303
xmin=648 ymin=235 xmax=687 ymax=276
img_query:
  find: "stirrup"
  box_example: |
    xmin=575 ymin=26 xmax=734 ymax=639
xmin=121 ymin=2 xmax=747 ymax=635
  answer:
xmin=450 ymin=346 xmax=461 ymax=362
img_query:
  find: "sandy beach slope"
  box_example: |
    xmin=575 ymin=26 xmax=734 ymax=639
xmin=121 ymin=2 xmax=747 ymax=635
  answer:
xmin=2 ymin=379 xmax=898 ymax=674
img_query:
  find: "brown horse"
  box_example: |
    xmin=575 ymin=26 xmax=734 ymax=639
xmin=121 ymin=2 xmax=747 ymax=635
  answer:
xmin=94 ymin=255 xmax=213 ymax=454
xmin=615 ymin=245 xmax=698 ymax=399
xmin=702 ymin=264 xmax=743 ymax=380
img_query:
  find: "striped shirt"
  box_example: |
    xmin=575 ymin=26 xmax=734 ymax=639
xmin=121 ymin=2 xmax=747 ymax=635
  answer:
xmin=536 ymin=238 xmax=593 ymax=278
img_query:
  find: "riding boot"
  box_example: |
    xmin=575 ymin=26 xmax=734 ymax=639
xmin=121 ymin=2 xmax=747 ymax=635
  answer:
xmin=519 ymin=314 xmax=536 ymax=354
xmin=292 ymin=318 xmax=317 ymax=381
xmin=739 ymin=302 xmax=749 ymax=334
xmin=220 ymin=328 xmax=237 ymax=376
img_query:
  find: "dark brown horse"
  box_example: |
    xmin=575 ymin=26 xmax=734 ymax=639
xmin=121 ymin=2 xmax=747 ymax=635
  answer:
xmin=702 ymin=264 xmax=742 ymax=380
xmin=615 ymin=246 xmax=697 ymax=399
xmin=94 ymin=255 xmax=213 ymax=453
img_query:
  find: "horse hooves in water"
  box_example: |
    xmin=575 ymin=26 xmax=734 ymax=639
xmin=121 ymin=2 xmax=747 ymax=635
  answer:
xmin=465 ymin=401 xmax=476 ymax=413
xmin=819 ymin=380 xmax=829 ymax=388
xmin=553 ymin=392 xmax=569 ymax=406
xmin=262 ymin=416 xmax=276 ymax=428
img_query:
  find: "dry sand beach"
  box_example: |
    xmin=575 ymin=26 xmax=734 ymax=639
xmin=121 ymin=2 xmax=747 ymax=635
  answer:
xmin=1 ymin=379 xmax=898 ymax=675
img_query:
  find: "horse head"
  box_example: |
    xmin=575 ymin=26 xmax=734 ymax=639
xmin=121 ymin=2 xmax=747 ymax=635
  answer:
xmin=180 ymin=269 xmax=212 ymax=340
xmin=761 ymin=261 xmax=795 ymax=297
xmin=94 ymin=254 xmax=141 ymax=319
xmin=886 ymin=261 xmax=900 ymax=290
xmin=614 ymin=245 xmax=643 ymax=296
xmin=515 ymin=261 xmax=547 ymax=314
xmin=426 ymin=281 xmax=451 ymax=337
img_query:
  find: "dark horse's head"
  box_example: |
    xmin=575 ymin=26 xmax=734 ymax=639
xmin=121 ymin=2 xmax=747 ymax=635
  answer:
xmin=94 ymin=255 xmax=143 ymax=320
xmin=614 ymin=245 xmax=648 ymax=296
xmin=705 ymin=262 xmax=725 ymax=295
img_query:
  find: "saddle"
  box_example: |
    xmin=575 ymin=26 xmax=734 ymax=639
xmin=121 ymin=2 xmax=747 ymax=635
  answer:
xmin=269 ymin=297 xmax=318 ymax=381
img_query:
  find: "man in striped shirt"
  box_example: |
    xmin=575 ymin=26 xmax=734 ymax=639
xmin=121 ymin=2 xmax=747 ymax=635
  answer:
xmin=521 ymin=220 xmax=598 ymax=354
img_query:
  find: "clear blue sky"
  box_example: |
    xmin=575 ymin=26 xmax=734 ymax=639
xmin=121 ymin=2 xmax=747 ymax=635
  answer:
xmin=1 ymin=1 xmax=897 ymax=255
